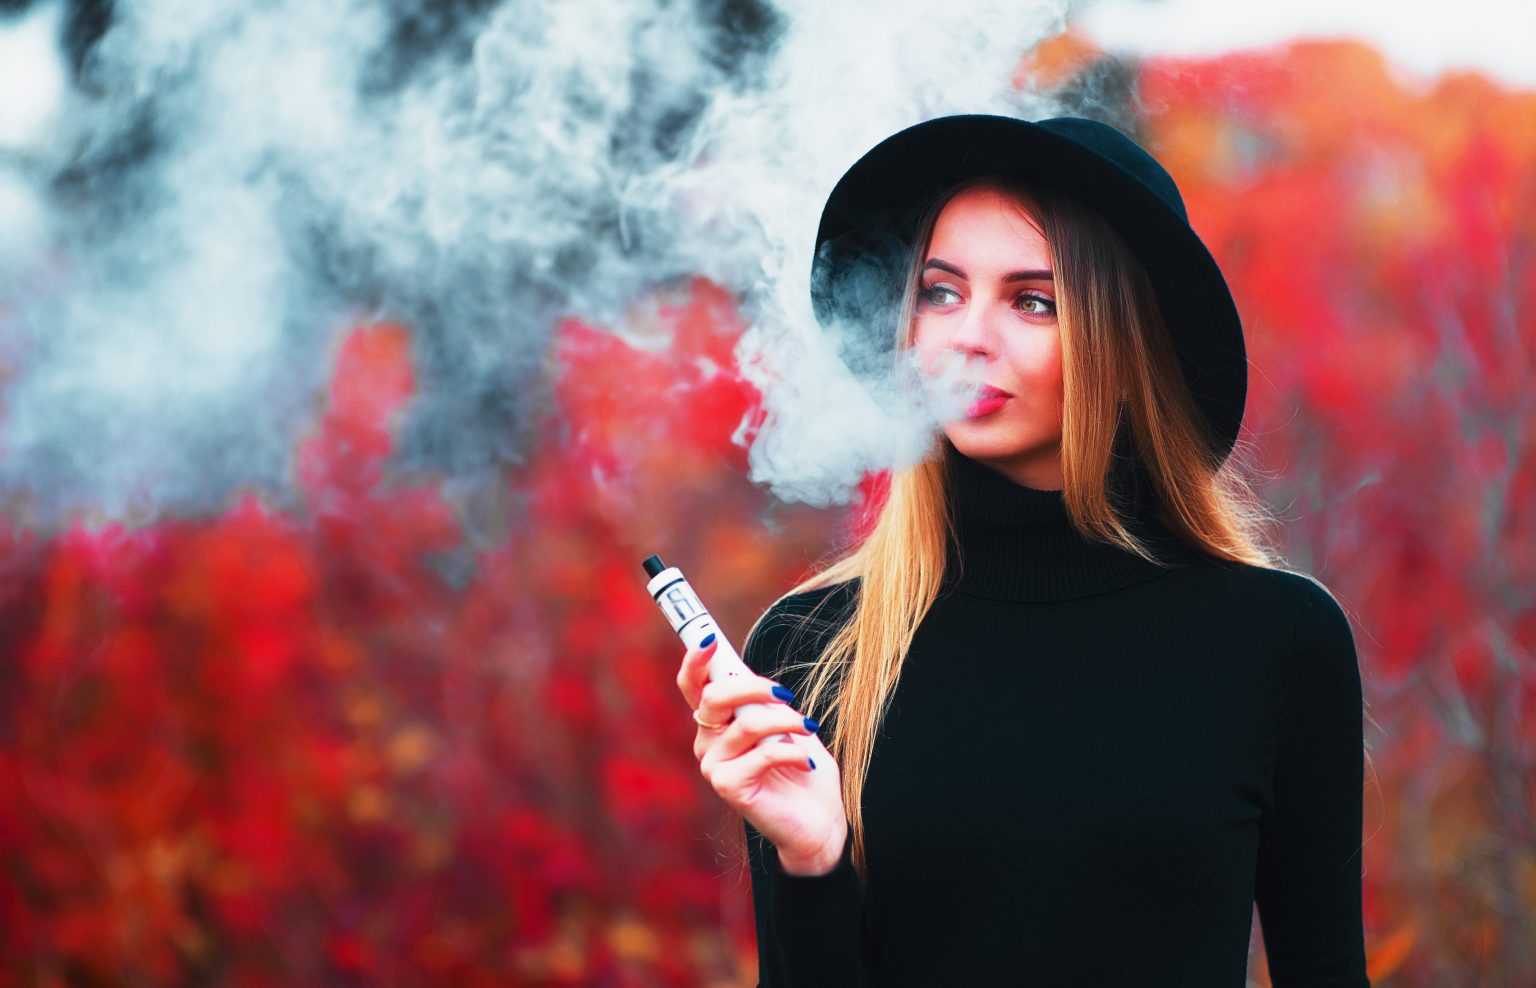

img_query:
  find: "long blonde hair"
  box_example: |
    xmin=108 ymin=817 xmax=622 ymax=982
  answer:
xmin=744 ymin=175 xmax=1286 ymax=879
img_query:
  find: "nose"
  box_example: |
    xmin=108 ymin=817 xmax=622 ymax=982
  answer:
xmin=948 ymin=298 xmax=998 ymax=359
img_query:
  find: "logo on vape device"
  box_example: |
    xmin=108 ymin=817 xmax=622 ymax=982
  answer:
xmin=662 ymin=584 xmax=705 ymax=629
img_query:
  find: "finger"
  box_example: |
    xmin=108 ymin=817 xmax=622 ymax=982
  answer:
xmin=695 ymin=673 xmax=795 ymax=731
xmin=701 ymin=703 xmax=818 ymax=770
xmin=794 ymin=726 xmax=835 ymax=770
xmin=692 ymin=676 xmax=791 ymax=760
xmin=674 ymin=633 xmax=721 ymax=708
xmin=705 ymin=736 xmax=817 ymax=801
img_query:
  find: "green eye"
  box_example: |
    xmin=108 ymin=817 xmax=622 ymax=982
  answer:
xmin=1016 ymin=293 xmax=1056 ymax=316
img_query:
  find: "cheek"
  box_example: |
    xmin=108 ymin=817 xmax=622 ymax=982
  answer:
xmin=1044 ymin=338 xmax=1065 ymax=391
xmin=1010 ymin=334 xmax=1063 ymax=386
xmin=908 ymin=321 xmax=945 ymax=374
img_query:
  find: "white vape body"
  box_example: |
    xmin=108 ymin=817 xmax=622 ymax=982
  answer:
xmin=643 ymin=555 xmax=792 ymax=745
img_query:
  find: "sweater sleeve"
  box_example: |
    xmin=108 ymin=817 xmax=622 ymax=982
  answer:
xmin=740 ymin=595 xmax=869 ymax=987
xmin=1254 ymin=581 xmax=1371 ymax=986
xmin=745 ymin=819 xmax=867 ymax=987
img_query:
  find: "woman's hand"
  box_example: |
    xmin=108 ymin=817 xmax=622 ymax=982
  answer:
xmin=677 ymin=635 xmax=849 ymax=875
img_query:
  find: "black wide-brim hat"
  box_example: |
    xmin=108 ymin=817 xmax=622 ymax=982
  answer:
xmin=811 ymin=114 xmax=1247 ymax=468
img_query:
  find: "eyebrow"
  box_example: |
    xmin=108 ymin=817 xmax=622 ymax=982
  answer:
xmin=922 ymin=258 xmax=1054 ymax=283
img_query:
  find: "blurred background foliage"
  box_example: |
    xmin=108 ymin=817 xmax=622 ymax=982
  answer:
xmin=3 ymin=21 xmax=1535 ymax=988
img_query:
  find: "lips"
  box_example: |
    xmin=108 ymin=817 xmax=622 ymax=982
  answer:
xmin=964 ymin=386 xmax=1012 ymax=419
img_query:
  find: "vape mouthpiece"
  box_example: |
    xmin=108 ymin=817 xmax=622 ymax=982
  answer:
xmin=641 ymin=554 xmax=667 ymax=578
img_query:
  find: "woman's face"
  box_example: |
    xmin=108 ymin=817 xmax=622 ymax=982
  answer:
xmin=910 ymin=183 xmax=1065 ymax=490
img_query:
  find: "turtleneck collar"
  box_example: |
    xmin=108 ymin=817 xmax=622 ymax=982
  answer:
xmin=939 ymin=436 xmax=1198 ymax=602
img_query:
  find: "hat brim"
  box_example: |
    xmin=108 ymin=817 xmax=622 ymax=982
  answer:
xmin=812 ymin=114 xmax=1246 ymax=465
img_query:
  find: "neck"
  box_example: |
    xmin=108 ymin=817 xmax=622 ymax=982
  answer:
xmin=939 ymin=439 xmax=1195 ymax=602
xmin=964 ymin=450 xmax=1064 ymax=492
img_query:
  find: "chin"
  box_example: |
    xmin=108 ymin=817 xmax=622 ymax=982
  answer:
xmin=947 ymin=430 xmax=1025 ymax=457
xmin=945 ymin=430 xmax=1059 ymax=464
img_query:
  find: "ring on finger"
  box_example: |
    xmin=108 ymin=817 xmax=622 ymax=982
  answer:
xmin=692 ymin=708 xmax=730 ymax=731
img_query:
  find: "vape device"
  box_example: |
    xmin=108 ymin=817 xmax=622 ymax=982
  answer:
xmin=642 ymin=553 xmax=791 ymax=745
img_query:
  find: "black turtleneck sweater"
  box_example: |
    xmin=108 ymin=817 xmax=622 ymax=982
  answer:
xmin=739 ymin=444 xmax=1369 ymax=986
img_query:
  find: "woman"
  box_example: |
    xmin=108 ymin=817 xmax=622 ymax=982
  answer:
xmin=675 ymin=115 xmax=1371 ymax=986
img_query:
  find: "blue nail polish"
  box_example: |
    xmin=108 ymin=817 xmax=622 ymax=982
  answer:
xmin=803 ymin=716 xmax=820 ymax=733
xmin=772 ymin=685 xmax=795 ymax=703
xmin=807 ymin=756 xmax=817 ymax=770
xmin=699 ymin=632 xmax=716 ymax=648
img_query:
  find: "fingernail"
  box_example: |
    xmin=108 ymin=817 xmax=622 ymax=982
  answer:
xmin=807 ymin=756 xmax=817 ymax=770
xmin=772 ymin=685 xmax=795 ymax=703
xmin=803 ymin=716 xmax=819 ymax=733
xmin=699 ymin=632 xmax=716 ymax=648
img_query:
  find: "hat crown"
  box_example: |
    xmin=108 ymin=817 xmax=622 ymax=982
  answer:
xmin=1033 ymin=117 xmax=1188 ymax=223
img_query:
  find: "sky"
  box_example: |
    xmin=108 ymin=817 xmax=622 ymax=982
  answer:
xmin=1072 ymin=0 xmax=1536 ymax=89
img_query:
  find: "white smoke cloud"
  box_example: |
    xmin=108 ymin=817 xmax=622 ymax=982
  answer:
xmin=0 ymin=0 xmax=1083 ymax=525
xmin=0 ymin=1 xmax=67 ymax=150
xmin=0 ymin=2 xmax=66 ymax=287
